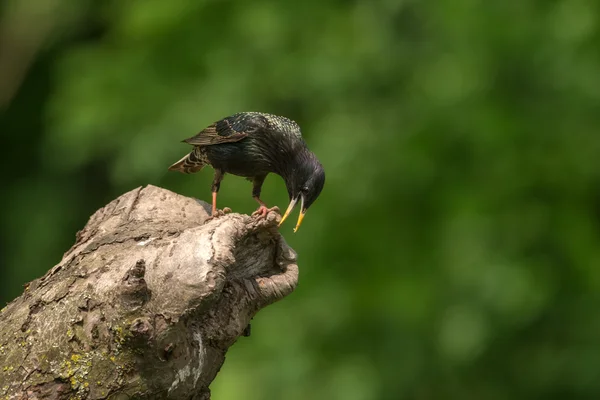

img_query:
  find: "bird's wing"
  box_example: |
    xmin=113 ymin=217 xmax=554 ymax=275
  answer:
xmin=182 ymin=117 xmax=248 ymax=146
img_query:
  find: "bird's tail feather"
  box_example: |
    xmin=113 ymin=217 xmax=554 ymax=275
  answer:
xmin=168 ymin=148 xmax=207 ymax=174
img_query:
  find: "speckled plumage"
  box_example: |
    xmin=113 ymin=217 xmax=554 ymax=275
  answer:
xmin=169 ymin=112 xmax=325 ymax=231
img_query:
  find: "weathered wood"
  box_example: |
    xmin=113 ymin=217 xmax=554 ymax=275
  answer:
xmin=0 ymin=185 xmax=298 ymax=399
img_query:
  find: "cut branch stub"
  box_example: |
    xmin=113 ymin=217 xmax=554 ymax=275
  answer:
xmin=0 ymin=185 xmax=298 ymax=400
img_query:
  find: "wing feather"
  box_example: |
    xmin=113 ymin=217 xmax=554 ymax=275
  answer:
xmin=182 ymin=117 xmax=248 ymax=146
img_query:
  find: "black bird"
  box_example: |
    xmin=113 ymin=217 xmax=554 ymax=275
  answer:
xmin=169 ymin=112 xmax=325 ymax=232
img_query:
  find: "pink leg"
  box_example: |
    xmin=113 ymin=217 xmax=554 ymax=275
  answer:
xmin=252 ymin=196 xmax=279 ymax=218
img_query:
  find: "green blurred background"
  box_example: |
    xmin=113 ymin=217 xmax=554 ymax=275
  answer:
xmin=2 ymin=0 xmax=600 ymax=398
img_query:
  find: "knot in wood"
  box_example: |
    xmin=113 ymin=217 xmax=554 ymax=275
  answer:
xmin=129 ymin=317 xmax=154 ymax=343
xmin=120 ymin=259 xmax=151 ymax=308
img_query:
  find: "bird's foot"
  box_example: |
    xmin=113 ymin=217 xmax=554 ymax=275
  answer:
xmin=252 ymin=205 xmax=280 ymax=219
xmin=207 ymin=207 xmax=232 ymax=221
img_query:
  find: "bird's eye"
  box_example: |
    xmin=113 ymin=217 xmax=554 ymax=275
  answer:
xmin=302 ymin=186 xmax=309 ymax=193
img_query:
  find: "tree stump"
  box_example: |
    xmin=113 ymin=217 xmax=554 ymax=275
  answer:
xmin=0 ymin=185 xmax=298 ymax=399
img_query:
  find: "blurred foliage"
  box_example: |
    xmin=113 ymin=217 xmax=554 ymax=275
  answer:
xmin=2 ymin=0 xmax=600 ymax=398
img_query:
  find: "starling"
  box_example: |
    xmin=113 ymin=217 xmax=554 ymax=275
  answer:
xmin=168 ymin=112 xmax=325 ymax=232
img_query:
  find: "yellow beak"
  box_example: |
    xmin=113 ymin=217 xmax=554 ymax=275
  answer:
xmin=279 ymin=195 xmax=306 ymax=233
xmin=293 ymin=209 xmax=306 ymax=233
xmin=278 ymin=196 xmax=297 ymax=227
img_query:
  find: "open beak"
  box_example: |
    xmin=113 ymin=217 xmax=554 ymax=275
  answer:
xmin=294 ymin=207 xmax=306 ymax=233
xmin=279 ymin=195 xmax=306 ymax=232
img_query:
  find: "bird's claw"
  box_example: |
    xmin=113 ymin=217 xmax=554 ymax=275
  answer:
xmin=252 ymin=205 xmax=280 ymax=219
xmin=207 ymin=207 xmax=232 ymax=221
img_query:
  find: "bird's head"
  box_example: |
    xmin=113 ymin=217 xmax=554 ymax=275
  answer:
xmin=279 ymin=155 xmax=325 ymax=232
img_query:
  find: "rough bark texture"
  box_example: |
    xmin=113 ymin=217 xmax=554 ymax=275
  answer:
xmin=0 ymin=185 xmax=298 ymax=400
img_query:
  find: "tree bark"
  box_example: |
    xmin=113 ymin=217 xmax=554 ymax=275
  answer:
xmin=0 ymin=185 xmax=298 ymax=400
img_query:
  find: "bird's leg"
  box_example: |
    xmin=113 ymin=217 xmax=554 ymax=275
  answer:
xmin=211 ymin=191 xmax=218 ymax=216
xmin=209 ymin=169 xmax=230 ymax=217
xmin=251 ymin=175 xmax=279 ymax=218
